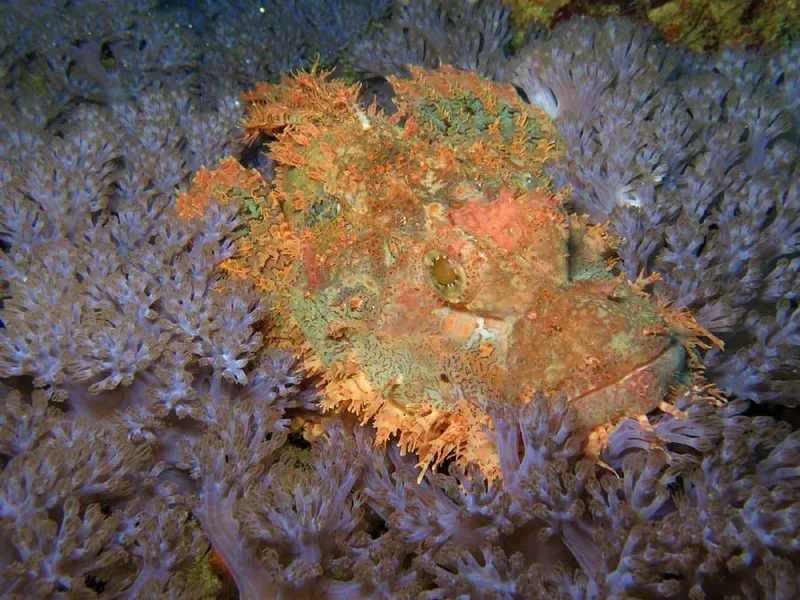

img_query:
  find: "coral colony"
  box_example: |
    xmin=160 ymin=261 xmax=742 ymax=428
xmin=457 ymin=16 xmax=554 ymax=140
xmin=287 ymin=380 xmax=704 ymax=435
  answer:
xmin=0 ymin=1 xmax=798 ymax=599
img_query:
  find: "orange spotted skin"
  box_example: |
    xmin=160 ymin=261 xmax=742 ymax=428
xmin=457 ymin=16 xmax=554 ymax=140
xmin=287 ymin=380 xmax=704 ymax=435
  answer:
xmin=178 ymin=66 xmax=710 ymax=475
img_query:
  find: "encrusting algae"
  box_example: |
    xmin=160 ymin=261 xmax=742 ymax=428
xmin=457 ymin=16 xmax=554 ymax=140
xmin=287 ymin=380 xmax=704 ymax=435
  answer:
xmin=177 ymin=65 xmax=720 ymax=479
xmin=503 ymin=0 xmax=799 ymax=52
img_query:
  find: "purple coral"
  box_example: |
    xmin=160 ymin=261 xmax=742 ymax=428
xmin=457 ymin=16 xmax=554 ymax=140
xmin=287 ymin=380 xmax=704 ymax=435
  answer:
xmin=349 ymin=0 xmax=513 ymax=81
xmin=0 ymin=3 xmax=798 ymax=598
xmin=511 ymin=17 xmax=692 ymax=221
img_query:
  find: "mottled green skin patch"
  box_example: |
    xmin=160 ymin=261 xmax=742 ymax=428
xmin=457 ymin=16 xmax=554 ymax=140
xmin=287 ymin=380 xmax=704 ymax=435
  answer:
xmin=415 ymin=91 xmax=543 ymax=149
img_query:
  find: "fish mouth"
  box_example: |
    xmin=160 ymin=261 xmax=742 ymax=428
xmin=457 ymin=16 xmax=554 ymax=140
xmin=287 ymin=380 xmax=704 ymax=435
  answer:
xmin=567 ymin=344 xmax=686 ymax=429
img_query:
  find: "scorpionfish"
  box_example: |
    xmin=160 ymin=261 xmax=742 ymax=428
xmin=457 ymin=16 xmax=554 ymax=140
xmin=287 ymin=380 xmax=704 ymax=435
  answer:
xmin=177 ymin=65 xmax=714 ymax=477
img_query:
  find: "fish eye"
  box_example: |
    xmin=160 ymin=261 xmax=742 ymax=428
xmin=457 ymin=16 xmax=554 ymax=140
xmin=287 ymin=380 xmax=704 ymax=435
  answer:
xmin=431 ymin=256 xmax=458 ymax=285
xmin=424 ymin=250 xmax=468 ymax=302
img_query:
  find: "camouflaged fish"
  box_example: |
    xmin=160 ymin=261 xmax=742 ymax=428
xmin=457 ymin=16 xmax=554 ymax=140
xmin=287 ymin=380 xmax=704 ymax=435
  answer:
xmin=177 ymin=65 xmax=717 ymax=477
